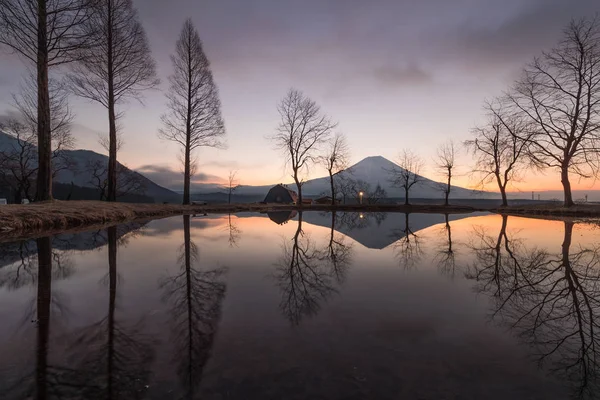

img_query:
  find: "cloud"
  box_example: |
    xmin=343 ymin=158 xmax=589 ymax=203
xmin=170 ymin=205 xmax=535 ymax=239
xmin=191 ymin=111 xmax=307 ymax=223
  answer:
xmin=372 ymin=64 xmax=432 ymax=86
xmin=136 ymin=164 xmax=225 ymax=188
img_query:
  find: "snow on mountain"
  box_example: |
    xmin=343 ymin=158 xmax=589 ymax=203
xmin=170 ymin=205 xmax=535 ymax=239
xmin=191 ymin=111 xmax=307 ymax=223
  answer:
xmin=222 ymin=155 xmax=494 ymax=199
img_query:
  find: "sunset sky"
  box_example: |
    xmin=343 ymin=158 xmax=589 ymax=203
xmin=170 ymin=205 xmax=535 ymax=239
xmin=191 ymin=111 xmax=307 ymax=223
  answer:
xmin=0 ymin=0 xmax=598 ymax=192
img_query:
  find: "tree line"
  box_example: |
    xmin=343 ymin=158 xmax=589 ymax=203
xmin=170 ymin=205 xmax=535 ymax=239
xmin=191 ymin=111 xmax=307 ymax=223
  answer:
xmin=0 ymin=0 xmax=225 ymax=204
xmin=272 ymin=17 xmax=600 ymax=208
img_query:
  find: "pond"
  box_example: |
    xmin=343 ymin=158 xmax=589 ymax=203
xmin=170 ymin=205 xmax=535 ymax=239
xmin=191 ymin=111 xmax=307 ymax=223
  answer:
xmin=0 ymin=211 xmax=598 ymax=399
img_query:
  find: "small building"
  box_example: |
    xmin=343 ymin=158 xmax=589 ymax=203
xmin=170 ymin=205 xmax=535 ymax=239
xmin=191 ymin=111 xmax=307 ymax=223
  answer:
xmin=263 ymin=184 xmax=298 ymax=204
xmin=314 ymin=196 xmax=339 ymax=205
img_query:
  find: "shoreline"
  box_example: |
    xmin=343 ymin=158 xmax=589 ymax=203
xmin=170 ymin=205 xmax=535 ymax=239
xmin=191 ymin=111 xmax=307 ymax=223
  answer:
xmin=0 ymin=200 xmax=599 ymax=242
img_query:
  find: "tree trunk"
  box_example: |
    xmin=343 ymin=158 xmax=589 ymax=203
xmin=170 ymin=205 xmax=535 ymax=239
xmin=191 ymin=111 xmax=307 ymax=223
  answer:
xmin=561 ymin=164 xmax=574 ymax=207
xmin=329 ymin=170 xmax=335 ymax=205
xmin=106 ymin=0 xmax=117 ymax=202
xmin=35 ymin=0 xmax=52 ymax=202
xmin=183 ymin=31 xmax=193 ymax=205
xmin=445 ymin=168 xmax=451 ymax=206
xmin=183 ymin=144 xmax=191 ymax=204
xmin=35 ymin=236 xmax=52 ymax=400
xmin=404 ymin=187 xmax=409 ymax=206
xmin=495 ymin=172 xmax=508 ymax=207
xmin=294 ymin=171 xmax=302 ymax=206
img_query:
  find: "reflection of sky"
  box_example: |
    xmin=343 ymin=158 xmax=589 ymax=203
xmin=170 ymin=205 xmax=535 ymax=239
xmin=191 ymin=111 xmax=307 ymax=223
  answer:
xmin=0 ymin=0 xmax=598 ymax=191
xmin=0 ymin=212 xmax=597 ymax=397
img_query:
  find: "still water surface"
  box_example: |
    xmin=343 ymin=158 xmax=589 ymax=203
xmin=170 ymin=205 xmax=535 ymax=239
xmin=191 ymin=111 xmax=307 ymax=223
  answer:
xmin=0 ymin=211 xmax=598 ymax=399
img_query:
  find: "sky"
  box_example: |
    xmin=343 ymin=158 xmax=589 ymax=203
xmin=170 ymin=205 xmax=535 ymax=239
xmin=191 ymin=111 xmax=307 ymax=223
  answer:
xmin=0 ymin=0 xmax=599 ymax=193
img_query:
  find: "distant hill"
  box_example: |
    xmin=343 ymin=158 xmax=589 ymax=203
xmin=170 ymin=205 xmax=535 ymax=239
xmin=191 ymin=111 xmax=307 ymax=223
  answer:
xmin=0 ymin=131 xmax=180 ymax=203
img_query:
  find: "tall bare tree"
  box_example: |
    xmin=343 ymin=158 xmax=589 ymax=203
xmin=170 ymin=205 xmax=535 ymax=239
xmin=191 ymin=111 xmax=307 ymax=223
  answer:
xmin=0 ymin=78 xmax=75 ymax=202
xmin=221 ymin=170 xmax=240 ymax=204
xmin=465 ymin=101 xmax=530 ymax=207
xmin=68 ymin=0 xmax=158 ymax=202
xmin=272 ymin=89 xmax=336 ymax=205
xmin=389 ymin=150 xmax=424 ymax=205
xmin=321 ymin=132 xmax=350 ymax=205
xmin=435 ymin=140 xmax=456 ymax=206
xmin=0 ymin=0 xmax=93 ymax=200
xmin=505 ymin=17 xmax=600 ymax=207
xmin=159 ymin=19 xmax=226 ymax=205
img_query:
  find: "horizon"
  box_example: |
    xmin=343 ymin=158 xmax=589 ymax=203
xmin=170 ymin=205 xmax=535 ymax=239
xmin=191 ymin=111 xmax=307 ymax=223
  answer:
xmin=1 ymin=0 xmax=599 ymax=195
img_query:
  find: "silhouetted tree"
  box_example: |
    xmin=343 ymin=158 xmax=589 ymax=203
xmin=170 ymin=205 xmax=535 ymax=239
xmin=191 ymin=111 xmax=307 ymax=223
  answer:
xmin=69 ymin=0 xmax=159 ymax=202
xmin=465 ymin=100 xmax=530 ymax=207
xmin=506 ymin=17 xmax=600 ymax=207
xmin=85 ymin=159 xmax=146 ymax=200
xmin=272 ymin=89 xmax=336 ymax=205
xmin=389 ymin=150 xmax=424 ymax=205
xmin=321 ymin=133 xmax=350 ymax=205
xmin=0 ymin=0 xmax=93 ymax=201
xmin=221 ymin=170 xmax=240 ymax=204
xmin=159 ymin=19 xmax=225 ymax=205
xmin=160 ymin=215 xmax=227 ymax=397
xmin=0 ymin=78 xmax=75 ymax=202
xmin=435 ymin=141 xmax=456 ymax=206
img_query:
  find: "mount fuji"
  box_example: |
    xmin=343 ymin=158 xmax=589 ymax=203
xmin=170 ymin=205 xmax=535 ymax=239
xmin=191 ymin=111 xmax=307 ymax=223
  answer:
xmin=215 ymin=156 xmax=493 ymax=199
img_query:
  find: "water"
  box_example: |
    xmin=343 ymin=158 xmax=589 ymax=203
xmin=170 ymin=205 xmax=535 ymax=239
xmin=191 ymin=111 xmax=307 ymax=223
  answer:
xmin=0 ymin=211 xmax=598 ymax=399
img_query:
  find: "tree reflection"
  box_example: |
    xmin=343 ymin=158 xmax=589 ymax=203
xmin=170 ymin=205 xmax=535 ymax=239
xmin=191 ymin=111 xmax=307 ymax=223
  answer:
xmin=274 ymin=213 xmax=340 ymax=325
xmin=393 ymin=213 xmax=423 ymax=269
xmin=467 ymin=217 xmax=600 ymax=398
xmin=0 ymin=239 xmax=74 ymax=291
xmin=435 ymin=214 xmax=457 ymax=277
xmin=225 ymin=213 xmax=241 ymax=247
xmin=160 ymin=215 xmax=227 ymax=398
xmin=322 ymin=211 xmax=353 ymax=284
xmin=61 ymin=226 xmax=155 ymax=399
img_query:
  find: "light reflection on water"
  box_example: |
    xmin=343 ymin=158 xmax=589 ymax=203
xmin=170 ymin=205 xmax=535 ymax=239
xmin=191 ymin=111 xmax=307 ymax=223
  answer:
xmin=0 ymin=211 xmax=598 ymax=399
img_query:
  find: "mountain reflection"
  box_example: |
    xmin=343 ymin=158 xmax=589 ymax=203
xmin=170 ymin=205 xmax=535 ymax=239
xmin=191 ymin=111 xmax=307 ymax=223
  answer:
xmin=467 ymin=217 xmax=600 ymax=398
xmin=274 ymin=212 xmax=352 ymax=325
xmin=160 ymin=214 xmax=227 ymax=398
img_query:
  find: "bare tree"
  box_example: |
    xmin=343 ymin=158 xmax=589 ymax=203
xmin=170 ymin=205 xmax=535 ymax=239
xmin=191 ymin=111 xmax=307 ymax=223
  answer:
xmin=505 ymin=18 xmax=600 ymax=207
xmin=68 ymin=0 xmax=159 ymax=202
xmin=272 ymin=89 xmax=336 ymax=205
xmin=0 ymin=79 xmax=75 ymax=202
xmin=435 ymin=140 xmax=456 ymax=206
xmin=221 ymin=170 xmax=240 ymax=204
xmin=389 ymin=150 xmax=424 ymax=205
xmin=86 ymin=159 xmax=146 ymax=200
xmin=465 ymin=100 xmax=530 ymax=207
xmin=0 ymin=0 xmax=93 ymax=201
xmin=321 ymin=133 xmax=350 ymax=205
xmin=159 ymin=19 xmax=225 ymax=205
